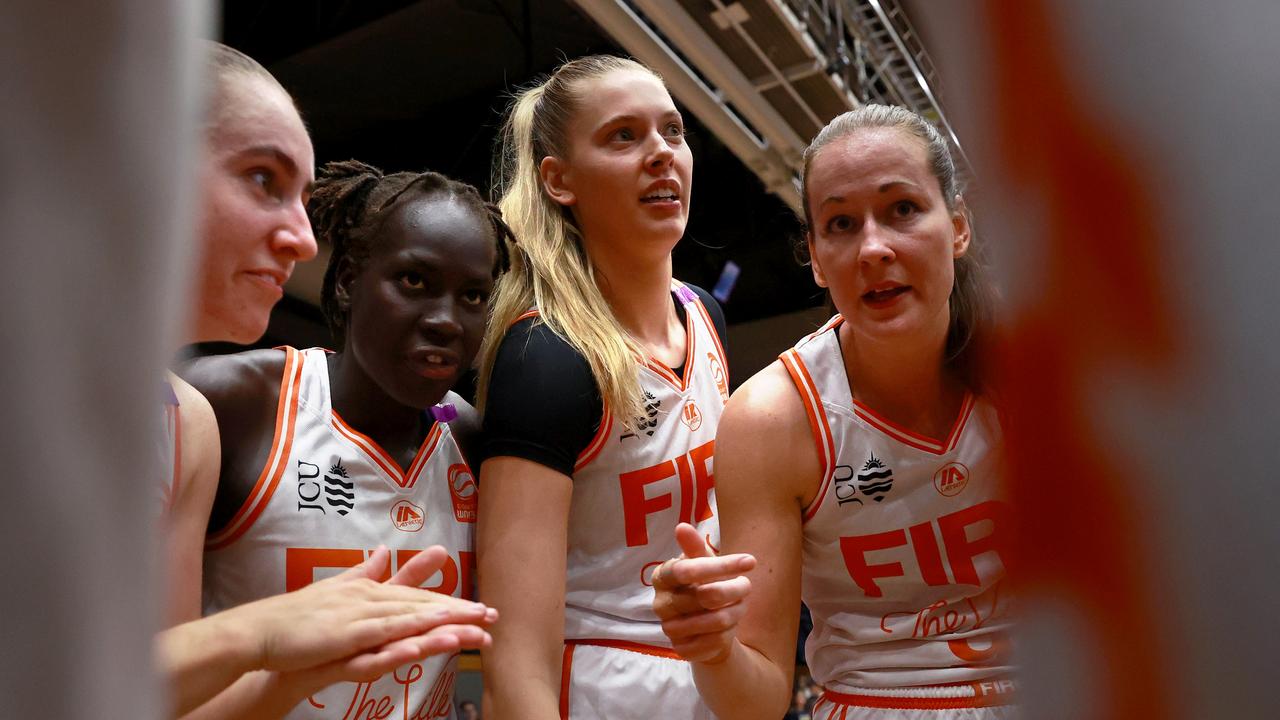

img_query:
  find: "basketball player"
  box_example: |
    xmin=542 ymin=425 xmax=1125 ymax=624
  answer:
xmin=158 ymin=47 xmax=497 ymax=718
xmin=179 ymin=159 xmax=511 ymax=718
xmin=651 ymin=105 xmax=1014 ymax=719
xmin=475 ymin=55 xmax=729 ymax=720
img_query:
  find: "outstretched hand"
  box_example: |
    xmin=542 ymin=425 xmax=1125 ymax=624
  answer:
xmin=248 ymin=545 xmax=496 ymax=678
xmin=652 ymin=524 xmax=756 ymax=664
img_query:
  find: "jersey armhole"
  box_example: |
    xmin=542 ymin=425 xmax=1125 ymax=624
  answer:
xmin=206 ymin=347 xmax=304 ymax=550
xmin=573 ymin=400 xmax=613 ymax=473
xmin=779 ymin=349 xmax=836 ymax=523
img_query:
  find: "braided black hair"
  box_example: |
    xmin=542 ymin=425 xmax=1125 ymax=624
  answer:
xmin=309 ymin=159 xmax=514 ymax=346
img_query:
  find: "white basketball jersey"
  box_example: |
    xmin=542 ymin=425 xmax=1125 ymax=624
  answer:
xmin=204 ymin=347 xmax=476 ymax=719
xmin=556 ymin=281 xmax=729 ymax=646
xmin=781 ymin=316 xmax=1014 ymax=690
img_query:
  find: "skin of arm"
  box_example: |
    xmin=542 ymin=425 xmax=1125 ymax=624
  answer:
xmin=655 ymin=361 xmax=820 ymax=719
xmin=478 ymin=456 xmax=573 ymax=720
xmin=168 ymin=354 xmax=495 ymax=718
xmin=161 ymin=545 xmax=494 ymax=718
xmin=163 ymin=373 xmax=221 ymax=625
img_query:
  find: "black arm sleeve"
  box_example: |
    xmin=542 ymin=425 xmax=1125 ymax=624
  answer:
xmin=480 ymin=318 xmax=602 ymax=477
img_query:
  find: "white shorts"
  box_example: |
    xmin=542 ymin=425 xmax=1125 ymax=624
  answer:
xmin=811 ymin=680 xmax=1018 ymax=720
xmin=559 ymin=640 xmax=717 ymax=720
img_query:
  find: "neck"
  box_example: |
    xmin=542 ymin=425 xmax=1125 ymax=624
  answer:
xmin=592 ymin=249 xmax=677 ymax=345
xmin=839 ymin=323 xmax=963 ymax=439
xmin=326 ymin=351 xmax=427 ymax=454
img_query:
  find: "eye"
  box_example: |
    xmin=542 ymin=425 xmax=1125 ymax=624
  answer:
xmin=246 ymin=168 xmax=277 ymax=196
xmin=461 ymin=288 xmax=489 ymax=307
xmin=891 ymin=199 xmax=920 ymax=218
xmin=664 ymin=122 xmax=685 ymax=139
xmin=610 ymin=127 xmax=635 ymax=142
xmin=398 ymin=272 xmax=425 ymax=290
xmin=825 ymin=214 xmax=854 ymax=234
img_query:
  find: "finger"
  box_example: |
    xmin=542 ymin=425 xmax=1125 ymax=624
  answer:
xmin=337 ymin=545 xmax=391 ymax=583
xmin=671 ymin=630 xmax=736 ymax=664
xmin=694 ymin=576 xmax=752 ymax=610
xmin=343 ymin=584 xmax=493 ymax=614
xmin=674 ymin=523 xmax=711 ymax=559
xmin=388 ymin=545 xmax=448 ymax=587
xmin=664 ymin=554 xmax=755 ymax=587
xmin=660 ymin=600 xmax=747 ymax=639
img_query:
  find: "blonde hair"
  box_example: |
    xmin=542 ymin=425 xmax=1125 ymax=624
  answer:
xmin=476 ymin=55 xmax=659 ymax=425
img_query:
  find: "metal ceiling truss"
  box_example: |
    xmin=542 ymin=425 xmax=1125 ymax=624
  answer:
xmin=571 ymin=0 xmax=970 ymax=209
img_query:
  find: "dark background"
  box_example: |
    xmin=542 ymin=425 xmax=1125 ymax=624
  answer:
xmin=215 ymin=0 xmax=826 ymax=376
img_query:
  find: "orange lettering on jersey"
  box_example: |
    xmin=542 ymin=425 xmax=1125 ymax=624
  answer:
xmin=839 ymin=529 xmax=908 ymax=597
xmin=839 ymin=501 xmax=1012 ymax=596
xmin=619 ymin=439 xmax=716 ymax=547
xmin=620 ymin=461 xmax=676 ymax=547
xmin=285 ymin=547 xmax=473 ymax=598
xmin=938 ymin=500 xmax=1011 ymax=586
xmin=285 ymin=548 xmax=370 ymax=591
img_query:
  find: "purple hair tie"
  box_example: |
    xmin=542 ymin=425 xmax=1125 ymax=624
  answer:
xmin=429 ymin=403 xmax=458 ymax=423
xmin=673 ymin=285 xmax=698 ymax=306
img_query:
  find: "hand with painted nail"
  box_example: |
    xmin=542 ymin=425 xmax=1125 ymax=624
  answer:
xmin=652 ymin=523 xmax=756 ymax=664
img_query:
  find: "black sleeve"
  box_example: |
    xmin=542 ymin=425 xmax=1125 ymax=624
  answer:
xmin=685 ymin=283 xmax=729 ymax=357
xmin=481 ymin=318 xmax=602 ymax=477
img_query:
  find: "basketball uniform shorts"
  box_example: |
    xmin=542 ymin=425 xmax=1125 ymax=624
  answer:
xmin=810 ymin=680 xmax=1018 ymax=720
xmin=559 ymin=640 xmax=717 ymax=720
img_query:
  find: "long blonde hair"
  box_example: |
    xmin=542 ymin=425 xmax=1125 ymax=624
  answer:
xmin=476 ymin=55 xmax=659 ymax=425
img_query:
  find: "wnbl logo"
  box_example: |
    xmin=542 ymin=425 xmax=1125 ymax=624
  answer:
xmin=296 ymin=459 xmax=356 ymax=515
xmin=833 ymin=452 xmax=895 ymax=506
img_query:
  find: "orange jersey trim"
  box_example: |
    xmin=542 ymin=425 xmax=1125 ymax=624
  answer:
xmin=573 ymin=406 xmax=613 ymax=472
xmin=559 ymin=644 xmax=575 ymax=720
xmin=207 ymin=347 xmax=303 ymax=550
xmin=565 ymin=638 xmax=684 ymax=661
xmin=331 ymin=410 xmax=445 ymax=490
xmin=780 ymin=349 xmax=836 ymax=522
xmin=850 ymin=392 xmax=976 ymax=456
xmin=816 ymin=681 xmax=1015 ymax=711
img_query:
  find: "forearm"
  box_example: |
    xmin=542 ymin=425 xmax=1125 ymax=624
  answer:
xmin=480 ymin=636 xmax=563 ymax=719
xmin=179 ymin=670 xmax=317 ymax=720
xmin=691 ymin=639 xmax=793 ymax=720
xmin=157 ymin=614 xmax=260 ymax=716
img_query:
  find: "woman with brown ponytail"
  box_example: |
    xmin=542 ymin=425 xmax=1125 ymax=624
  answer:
xmin=475 ymin=55 xmax=730 ymax=720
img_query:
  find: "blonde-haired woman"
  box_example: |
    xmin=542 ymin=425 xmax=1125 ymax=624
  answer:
xmin=476 ymin=55 xmax=731 ymax=720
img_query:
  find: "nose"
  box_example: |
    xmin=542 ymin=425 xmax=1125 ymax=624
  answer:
xmin=645 ymin=130 xmax=675 ymax=173
xmin=271 ymin=198 xmax=318 ymax=261
xmin=418 ymin=298 xmax=464 ymax=342
xmin=858 ymin=221 xmax=896 ymax=265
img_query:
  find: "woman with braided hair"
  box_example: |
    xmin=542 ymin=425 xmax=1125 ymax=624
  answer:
xmin=178 ymin=159 xmax=512 ymax=719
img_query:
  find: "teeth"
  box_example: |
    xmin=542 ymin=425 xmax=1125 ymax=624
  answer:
xmin=427 ymin=354 xmax=442 ymax=363
xmin=644 ymin=189 xmax=677 ymax=200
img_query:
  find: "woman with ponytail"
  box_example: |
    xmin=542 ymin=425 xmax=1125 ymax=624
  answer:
xmin=475 ymin=55 xmax=730 ymax=720
xmin=177 ymin=160 xmax=511 ymax=718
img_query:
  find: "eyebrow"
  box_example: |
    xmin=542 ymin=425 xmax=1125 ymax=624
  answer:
xmin=597 ymin=109 xmax=682 ymax=131
xmin=818 ymin=180 xmax=923 ymax=208
xmin=238 ymin=145 xmax=315 ymax=193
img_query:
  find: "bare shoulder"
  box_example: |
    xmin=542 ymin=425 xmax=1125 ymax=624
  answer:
xmin=166 ymin=372 xmax=220 ymax=459
xmin=717 ymin=360 xmax=820 ymax=505
xmin=442 ymin=391 xmax=481 ymax=464
xmin=180 ymin=348 xmax=289 ymax=405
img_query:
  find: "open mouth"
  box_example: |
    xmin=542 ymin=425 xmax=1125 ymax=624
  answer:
xmin=410 ymin=348 xmax=460 ymax=379
xmin=862 ymin=285 xmax=910 ymax=305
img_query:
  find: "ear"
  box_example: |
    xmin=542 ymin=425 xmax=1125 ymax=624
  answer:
xmin=539 ymin=155 xmax=577 ymax=207
xmin=807 ymin=232 xmax=829 ymax=288
xmin=332 ymin=255 xmax=358 ymax=313
xmin=950 ymin=195 xmax=972 ymax=259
